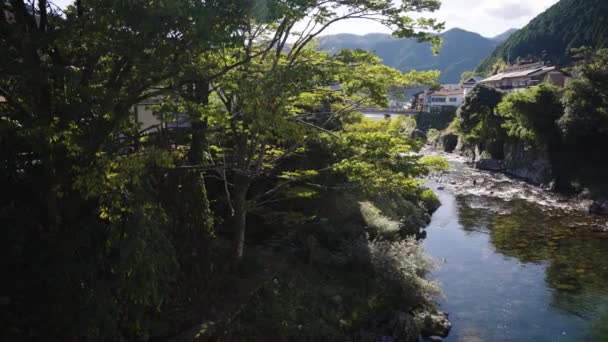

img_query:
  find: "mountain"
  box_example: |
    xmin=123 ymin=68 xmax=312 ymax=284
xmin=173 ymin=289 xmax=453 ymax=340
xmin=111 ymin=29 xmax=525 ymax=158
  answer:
xmin=477 ymin=0 xmax=608 ymax=73
xmin=317 ymin=28 xmax=497 ymax=83
xmin=491 ymin=29 xmax=518 ymax=43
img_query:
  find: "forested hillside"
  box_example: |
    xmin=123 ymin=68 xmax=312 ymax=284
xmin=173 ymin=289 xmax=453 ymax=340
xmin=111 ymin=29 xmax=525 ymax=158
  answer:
xmin=318 ymin=28 xmax=497 ymax=83
xmin=491 ymin=28 xmax=518 ymax=43
xmin=477 ymin=0 xmax=608 ymax=73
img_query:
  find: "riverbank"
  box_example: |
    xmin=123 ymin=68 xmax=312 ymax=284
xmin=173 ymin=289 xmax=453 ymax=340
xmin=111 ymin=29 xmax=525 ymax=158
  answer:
xmin=169 ymin=191 xmax=451 ymax=342
xmin=429 ymin=133 xmax=608 ymax=217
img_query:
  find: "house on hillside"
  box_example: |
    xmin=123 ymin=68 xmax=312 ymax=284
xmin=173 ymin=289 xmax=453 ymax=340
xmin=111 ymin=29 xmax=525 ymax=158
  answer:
xmin=411 ymin=87 xmax=464 ymax=113
xmin=479 ymin=62 xmax=569 ymax=93
xmin=133 ymin=99 xmax=190 ymax=133
xmin=462 ymin=76 xmax=481 ymax=96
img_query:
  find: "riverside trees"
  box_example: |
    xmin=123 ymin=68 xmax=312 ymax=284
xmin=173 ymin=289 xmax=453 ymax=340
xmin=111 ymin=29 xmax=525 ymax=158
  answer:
xmin=454 ymin=49 xmax=608 ymax=191
xmin=1 ymin=1 xmax=445 ymax=340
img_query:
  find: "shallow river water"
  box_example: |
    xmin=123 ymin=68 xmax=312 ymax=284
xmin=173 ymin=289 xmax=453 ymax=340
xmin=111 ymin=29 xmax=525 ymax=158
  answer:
xmin=423 ymin=152 xmax=608 ymax=341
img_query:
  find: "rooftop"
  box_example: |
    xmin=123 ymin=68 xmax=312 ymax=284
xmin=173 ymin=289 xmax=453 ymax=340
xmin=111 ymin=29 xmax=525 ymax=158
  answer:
xmin=481 ymin=65 xmax=557 ymax=83
xmin=428 ymin=89 xmax=464 ymax=96
xmin=463 ymin=76 xmax=482 ymax=83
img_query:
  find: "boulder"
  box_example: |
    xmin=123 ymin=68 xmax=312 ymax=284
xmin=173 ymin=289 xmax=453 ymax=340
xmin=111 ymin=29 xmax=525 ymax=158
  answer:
xmin=502 ymin=142 xmax=553 ymax=185
xmin=351 ymin=311 xmax=418 ymax=342
xmin=589 ymin=199 xmax=608 ymax=216
xmin=423 ymin=336 xmax=444 ymax=342
xmin=420 ymin=311 xmax=451 ymax=338
xmin=475 ymin=159 xmax=503 ymax=172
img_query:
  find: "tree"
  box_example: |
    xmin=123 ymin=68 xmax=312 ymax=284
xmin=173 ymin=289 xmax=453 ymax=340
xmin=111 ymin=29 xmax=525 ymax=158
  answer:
xmin=329 ymin=117 xmax=448 ymax=196
xmin=156 ymin=0 xmax=445 ymax=262
xmin=456 ymin=84 xmax=506 ymax=158
xmin=497 ymin=84 xmax=569 ymax=189
xmin=0 ymin=0 xmax=447 ymax=339
xmin=558 ymin=48 xmax=608 ymax=175
xmin=498 ymin=84 xmax=564 ymax=145
xmin=204 ymin=48 xmax=439 ymax=262
xmin=0 ymin=1 xmax=253 ymax=340
xmin=560 ymin=49 xmax=608 ymax=141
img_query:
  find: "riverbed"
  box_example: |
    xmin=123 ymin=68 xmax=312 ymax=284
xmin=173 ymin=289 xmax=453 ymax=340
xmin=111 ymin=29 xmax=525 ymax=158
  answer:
xmin=423 ymin=152 xmax=608 ymax=341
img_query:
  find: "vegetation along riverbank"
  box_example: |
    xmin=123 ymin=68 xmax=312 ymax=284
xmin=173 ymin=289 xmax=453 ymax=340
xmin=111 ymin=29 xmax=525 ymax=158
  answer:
xmin=1 ymin=1 xmax=451 ymax=341
xmin=428 ymin=49 xmax=608 ymax=216
xmin=4 ymin=0 xmax=608 ymax=341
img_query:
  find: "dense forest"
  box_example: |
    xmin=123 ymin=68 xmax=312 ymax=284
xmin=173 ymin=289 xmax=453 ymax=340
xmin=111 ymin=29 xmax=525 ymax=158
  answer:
xmin=0 ymin=1 xmax=452 ymax=341
xmin=477 ymin=0 xmax=608 ymax=74
xmin=318 ymin=28 xmax=500 ymax=83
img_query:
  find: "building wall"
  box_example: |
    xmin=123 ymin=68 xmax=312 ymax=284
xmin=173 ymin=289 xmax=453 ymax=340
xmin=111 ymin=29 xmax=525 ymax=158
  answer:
xmin=424 ymin=94 xmax=463 ymax=112
xmin=134 ymin=104 xmax=161 ymax=132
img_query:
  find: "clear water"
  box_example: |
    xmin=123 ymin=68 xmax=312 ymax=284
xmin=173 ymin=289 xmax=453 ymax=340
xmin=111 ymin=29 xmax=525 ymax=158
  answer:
xmin=423 ymin=153 xmax=608 ymax=341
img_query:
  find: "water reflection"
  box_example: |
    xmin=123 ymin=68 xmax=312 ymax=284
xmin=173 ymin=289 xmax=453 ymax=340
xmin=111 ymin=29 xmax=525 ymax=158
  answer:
xmin=423 ymin=151 xmax=608 ymax=341
xmin=456 ymin=195 xmax=608 ymax=296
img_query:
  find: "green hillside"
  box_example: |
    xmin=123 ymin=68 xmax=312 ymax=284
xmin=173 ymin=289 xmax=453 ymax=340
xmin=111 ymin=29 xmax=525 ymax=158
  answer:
xmin=491 ymin=29 xmax=518 ymax=43
xmin=317 ymin=28 xmax=497 ymax=83
xmin=477 ymin=0 xmax=608 ymax=73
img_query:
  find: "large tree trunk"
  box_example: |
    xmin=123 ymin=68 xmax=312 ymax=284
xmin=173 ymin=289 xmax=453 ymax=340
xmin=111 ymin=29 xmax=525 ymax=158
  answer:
xmin=232 ymin=173 xmax=251 ymax=262
xmin=182 ymin=81 xmax=214 ymax=276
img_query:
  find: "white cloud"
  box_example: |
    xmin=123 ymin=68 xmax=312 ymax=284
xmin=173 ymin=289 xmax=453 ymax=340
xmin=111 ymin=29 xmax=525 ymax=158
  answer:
xmin=318 ymin=0 xmax=560 ymax=38
xmin=485 ymin=2 xmax=535 ymax=20
xmin=430 ymin=0 xmax=559 ymax=37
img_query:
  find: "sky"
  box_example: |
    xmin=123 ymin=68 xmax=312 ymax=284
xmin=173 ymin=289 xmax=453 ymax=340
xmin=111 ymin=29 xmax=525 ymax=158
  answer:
xmin=50 ymin=0 xmax=560 ymax=38
xmin=319 ymin=0 xmax=560 ymax=38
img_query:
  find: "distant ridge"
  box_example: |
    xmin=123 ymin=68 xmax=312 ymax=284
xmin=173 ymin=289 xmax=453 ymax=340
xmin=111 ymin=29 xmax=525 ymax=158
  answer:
xmin=491 ymin=29 xmax=518 ymax=43
xmin=317 ymin=28 xmax=497 ymax=83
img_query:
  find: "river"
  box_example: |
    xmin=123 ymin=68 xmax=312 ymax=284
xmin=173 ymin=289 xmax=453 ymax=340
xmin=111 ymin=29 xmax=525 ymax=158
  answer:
xmin=423 ymin=152 xmax=608 ymax=341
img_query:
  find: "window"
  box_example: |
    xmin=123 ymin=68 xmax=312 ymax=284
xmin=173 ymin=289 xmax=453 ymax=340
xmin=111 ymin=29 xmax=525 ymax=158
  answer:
xmin=431 ymin=97 xmax=446 ymax=103
xmin=449 ymin=97 xmax=458 ymax=102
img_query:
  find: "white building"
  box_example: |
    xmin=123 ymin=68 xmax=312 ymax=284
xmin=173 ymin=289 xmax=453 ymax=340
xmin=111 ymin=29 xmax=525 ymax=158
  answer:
xmin=462 ymin=76 xmax=482 ymax=97
xmin=412 ymin=88 xmax=465 ymax=113
xmin=133 ymin=99 xmax=190 ymax=133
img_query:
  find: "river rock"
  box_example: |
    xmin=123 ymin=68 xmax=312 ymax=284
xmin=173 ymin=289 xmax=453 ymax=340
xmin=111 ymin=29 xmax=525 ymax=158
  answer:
xmin=589 ymin=199 xmax=608 ymax=216
xmin=420 ymin=311 xmax=451 ymax=338
xmin=502 ymin=142 xmax=553 ymax=185
xmin=423 ymin=336 xmax=444 ymax=342
xmin=475 ymin=159 xmax=503 ymax=172
xmin=350 ymin=311 xmax=418 ymax=342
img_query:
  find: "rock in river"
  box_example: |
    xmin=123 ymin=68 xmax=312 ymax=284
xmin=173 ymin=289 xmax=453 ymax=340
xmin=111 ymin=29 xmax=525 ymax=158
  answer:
xmin=420 ymin=311 xmax=452 ymax=338
xmin=475 ymin=159 xmax=503 ymax=172
xmin=589 ymin=199 xmax=608 ymax=216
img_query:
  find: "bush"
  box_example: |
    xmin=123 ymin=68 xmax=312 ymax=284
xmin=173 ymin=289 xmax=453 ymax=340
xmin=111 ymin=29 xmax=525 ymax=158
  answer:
xmin=426 ymin=129 xmax=440 ymax=143
xmin=456 ymin=84 xmax=506 ymax=156
xmin=369 ymin=238 xmax=441 ymax=309
xmin=360 ymin=201 xmax=401 ymax=239
xmin=497 ymin=84 xmax=564 ymax=146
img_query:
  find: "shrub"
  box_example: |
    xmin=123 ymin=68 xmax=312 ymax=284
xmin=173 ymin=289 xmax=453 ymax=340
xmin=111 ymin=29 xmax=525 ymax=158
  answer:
xmin=369 ymin=238 xmax=441 ymax=309
xmin=426 ymin=128 xmax=440 ymax=143
xmin=360 ymin=201 xmax=401 ymax=239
